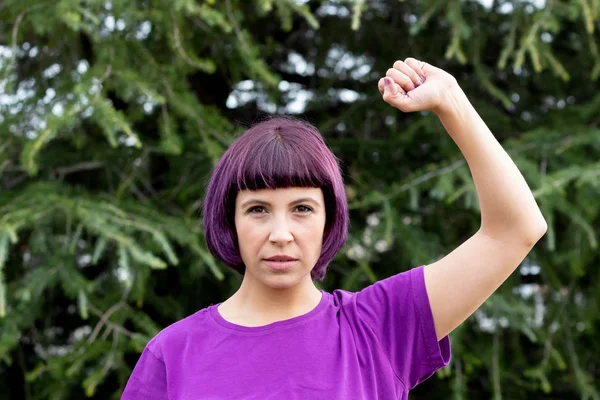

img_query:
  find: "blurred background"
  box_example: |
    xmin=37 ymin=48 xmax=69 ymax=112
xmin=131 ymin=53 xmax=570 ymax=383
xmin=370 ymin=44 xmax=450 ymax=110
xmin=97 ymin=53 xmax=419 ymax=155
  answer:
xmin=1 ymin=0 xmax=599 ymax=398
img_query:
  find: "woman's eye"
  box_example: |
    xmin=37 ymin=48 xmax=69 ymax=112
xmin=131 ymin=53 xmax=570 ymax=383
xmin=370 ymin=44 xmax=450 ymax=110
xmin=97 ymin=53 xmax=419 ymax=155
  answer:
xmin=296 ymin=205 xmax=313 ymax=213
xmin=248 ymin=206 xmax=265 ymax=214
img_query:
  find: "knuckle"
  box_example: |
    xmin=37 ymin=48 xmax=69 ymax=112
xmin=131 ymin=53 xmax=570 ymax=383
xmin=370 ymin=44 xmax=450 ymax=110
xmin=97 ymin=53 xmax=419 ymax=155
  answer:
xmin=385 ymin=68 xmax=396 ymax=76
xmin=393 ymin=60 xmax=403 ymax=69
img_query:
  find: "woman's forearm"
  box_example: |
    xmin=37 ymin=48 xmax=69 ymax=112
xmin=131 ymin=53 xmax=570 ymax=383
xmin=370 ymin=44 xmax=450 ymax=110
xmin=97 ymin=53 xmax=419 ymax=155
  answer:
xmin=436 ymin=86 xmax=547 ymax=242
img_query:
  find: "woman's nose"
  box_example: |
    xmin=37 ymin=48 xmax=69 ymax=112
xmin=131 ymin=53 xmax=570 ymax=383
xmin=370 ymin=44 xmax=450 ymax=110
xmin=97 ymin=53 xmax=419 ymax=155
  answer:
xmin=268 ymin=218 xmax=294 ymax=244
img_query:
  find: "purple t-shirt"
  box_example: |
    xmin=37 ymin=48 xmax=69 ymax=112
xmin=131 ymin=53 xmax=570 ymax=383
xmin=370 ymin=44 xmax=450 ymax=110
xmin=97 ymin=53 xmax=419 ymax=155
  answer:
xmin=122 ymin=265 xmax=451 ymax=399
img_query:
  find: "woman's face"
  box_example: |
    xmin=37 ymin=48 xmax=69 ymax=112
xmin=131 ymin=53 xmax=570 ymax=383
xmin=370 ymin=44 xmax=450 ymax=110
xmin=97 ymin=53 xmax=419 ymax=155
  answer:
xmin=234 ymin=187 xmax=326 ymax=289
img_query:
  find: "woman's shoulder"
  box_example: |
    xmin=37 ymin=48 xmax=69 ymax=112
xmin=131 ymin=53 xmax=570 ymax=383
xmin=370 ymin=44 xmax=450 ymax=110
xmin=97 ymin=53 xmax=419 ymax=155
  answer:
xmin=146 ymin=305 xmax=216 ymax=357
xmin=328 ymin=267 xmax=416 ymax=306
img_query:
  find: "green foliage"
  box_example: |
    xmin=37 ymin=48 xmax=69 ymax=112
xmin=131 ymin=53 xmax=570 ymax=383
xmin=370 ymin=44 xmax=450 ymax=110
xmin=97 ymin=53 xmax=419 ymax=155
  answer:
xmin=0 ymin=0 xmax=599 ymax=398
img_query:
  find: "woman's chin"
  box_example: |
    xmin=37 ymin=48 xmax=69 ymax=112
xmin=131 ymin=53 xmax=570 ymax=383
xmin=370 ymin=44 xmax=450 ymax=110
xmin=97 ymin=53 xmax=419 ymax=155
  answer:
xmin=260 ymin=273 xmax=304 ymax=290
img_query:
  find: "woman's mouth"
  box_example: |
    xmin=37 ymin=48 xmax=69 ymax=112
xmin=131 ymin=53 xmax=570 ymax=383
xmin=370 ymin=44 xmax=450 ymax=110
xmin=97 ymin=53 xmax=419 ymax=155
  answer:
xmin=263 ymin=260 xmax=297 ymax=270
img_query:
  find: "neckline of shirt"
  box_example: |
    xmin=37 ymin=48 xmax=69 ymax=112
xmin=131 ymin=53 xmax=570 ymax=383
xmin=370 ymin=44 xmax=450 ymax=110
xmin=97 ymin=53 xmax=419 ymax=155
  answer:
xmin=208 ymin=290 xmax=330 ymax=334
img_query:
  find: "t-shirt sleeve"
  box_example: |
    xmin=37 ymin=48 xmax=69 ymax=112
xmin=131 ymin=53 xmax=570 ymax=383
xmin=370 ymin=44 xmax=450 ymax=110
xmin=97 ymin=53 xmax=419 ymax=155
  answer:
xmin=121 ymin=339 xmax=168 ymax=400
xmin=355 ymin=265 xmax=451 ymax=389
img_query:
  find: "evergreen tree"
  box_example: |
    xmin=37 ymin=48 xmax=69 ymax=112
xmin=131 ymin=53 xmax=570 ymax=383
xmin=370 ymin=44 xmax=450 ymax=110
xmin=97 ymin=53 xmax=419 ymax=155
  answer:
xmin=0 ymin=1 xmax=599 ymax=398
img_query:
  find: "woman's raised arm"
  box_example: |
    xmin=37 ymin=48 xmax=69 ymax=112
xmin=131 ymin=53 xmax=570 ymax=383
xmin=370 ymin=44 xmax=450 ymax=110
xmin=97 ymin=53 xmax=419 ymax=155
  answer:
xmin=378 ymin=58 xmax=547 ymax=340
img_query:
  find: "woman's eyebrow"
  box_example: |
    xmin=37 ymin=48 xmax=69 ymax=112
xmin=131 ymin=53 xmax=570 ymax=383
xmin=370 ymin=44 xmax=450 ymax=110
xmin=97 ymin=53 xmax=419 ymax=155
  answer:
xmin=240 ymin=197 xmax=319 ymax=208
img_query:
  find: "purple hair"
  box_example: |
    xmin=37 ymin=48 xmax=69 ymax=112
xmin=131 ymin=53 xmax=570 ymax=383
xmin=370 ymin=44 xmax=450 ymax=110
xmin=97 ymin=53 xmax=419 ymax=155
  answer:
xmin=202 ymin=116 xmax=349 ymax=281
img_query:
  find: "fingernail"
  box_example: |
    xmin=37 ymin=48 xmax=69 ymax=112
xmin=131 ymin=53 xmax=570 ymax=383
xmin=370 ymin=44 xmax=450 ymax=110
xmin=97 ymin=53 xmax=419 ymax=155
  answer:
xmin=383 ymin=78 xmax=392 ymax=90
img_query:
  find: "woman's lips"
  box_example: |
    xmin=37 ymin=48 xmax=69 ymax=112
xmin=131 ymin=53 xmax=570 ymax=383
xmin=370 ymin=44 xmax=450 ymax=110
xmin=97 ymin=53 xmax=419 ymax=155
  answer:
xmin=263 ymin=260 xmax=297 ymax=270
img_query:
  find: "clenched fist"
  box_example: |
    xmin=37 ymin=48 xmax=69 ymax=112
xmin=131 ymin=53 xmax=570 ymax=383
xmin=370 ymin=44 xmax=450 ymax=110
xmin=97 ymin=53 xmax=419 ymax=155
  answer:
xmin=378 ymin=58 xmax=459 ymax=115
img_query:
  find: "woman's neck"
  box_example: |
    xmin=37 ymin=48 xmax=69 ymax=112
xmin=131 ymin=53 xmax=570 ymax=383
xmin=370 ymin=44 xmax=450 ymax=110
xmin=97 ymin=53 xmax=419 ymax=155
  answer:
xmin=217 ymin=278 xmax=322 ymax=327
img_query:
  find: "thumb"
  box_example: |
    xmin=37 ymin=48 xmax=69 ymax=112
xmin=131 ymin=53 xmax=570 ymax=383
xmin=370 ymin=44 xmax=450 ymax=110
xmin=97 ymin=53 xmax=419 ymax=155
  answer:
xmin=382 ymin=78 xmax=401 ymax=101
xmin=383 ymin=77 xmax=419 ymax=112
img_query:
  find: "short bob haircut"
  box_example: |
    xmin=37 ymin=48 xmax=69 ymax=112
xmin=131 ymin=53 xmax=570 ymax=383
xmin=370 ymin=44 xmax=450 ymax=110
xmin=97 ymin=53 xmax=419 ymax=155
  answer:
xmin=202 ymin=116 xmax=348 ymax=281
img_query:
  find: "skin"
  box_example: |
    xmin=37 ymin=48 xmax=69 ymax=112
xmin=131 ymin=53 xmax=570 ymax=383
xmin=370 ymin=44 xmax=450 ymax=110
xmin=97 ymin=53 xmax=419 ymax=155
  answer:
xmin=217 ymin=187 xmax=326 ymax=327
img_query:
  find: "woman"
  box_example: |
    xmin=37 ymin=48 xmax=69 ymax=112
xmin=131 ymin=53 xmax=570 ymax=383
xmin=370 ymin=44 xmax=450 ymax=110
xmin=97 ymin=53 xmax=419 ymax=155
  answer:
xmin=121 ymin=58 xmax=547 ymax=399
